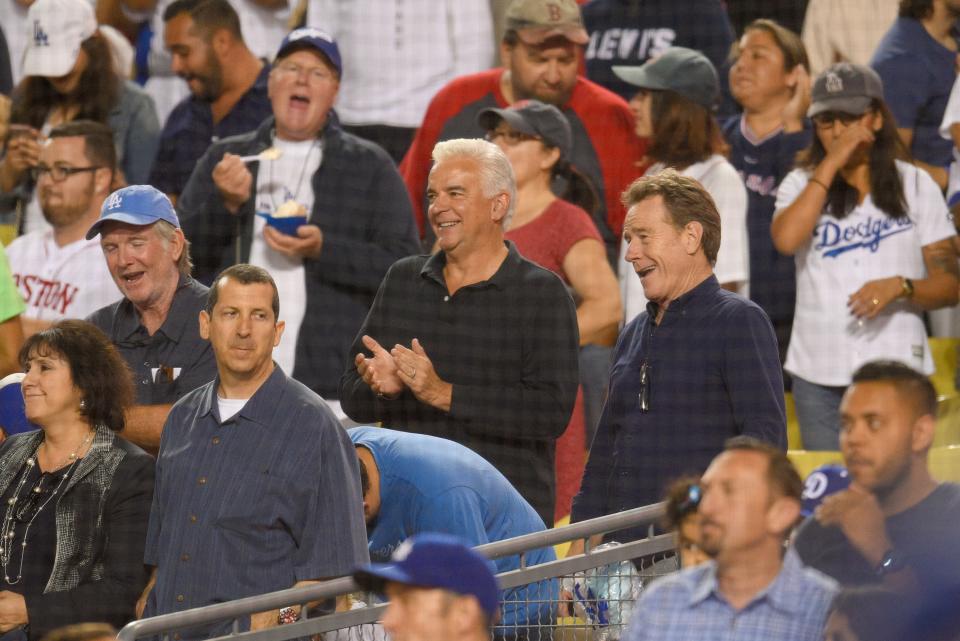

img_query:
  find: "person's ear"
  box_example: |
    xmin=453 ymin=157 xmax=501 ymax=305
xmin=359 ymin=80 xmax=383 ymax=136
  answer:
xmin=682 ymin=221 xmax=704 ymax=256
xmin=766 ymin=496 xmax=801 ymax=535
xmin=911 ymin=413 xmax=936 ymax=453
xmin=499 ymin=41 xmax=514 ymax=69
xmin=211 ymin=28 xmax=231 ymax=58
xmin=491 ymin=193 xmax=509 ymax=224
xmin=198 ymin=310 xmax=210 ymax=340
xmin=540 ymin=146 xmax=561 ymax=172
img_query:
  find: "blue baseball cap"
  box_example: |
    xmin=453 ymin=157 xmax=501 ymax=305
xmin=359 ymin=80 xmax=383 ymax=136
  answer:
xmin=275 ymin=27 xmax=342 ymax=77
xmin=0 ymin=373 xmax=37 ymax=437
xmin=801 ymin=463 xmax=851 ymax=517
xmin=86 ymin=185 xmax=180 ymax=240
xmin=353 ymin=533 xmax=499 ymax=620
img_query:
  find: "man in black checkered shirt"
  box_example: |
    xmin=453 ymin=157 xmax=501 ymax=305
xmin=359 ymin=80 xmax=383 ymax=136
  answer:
xmin=340 ymin=138 xmax=579 ymax=525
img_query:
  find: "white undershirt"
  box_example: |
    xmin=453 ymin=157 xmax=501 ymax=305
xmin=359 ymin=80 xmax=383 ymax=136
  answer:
xmin=250 ymin=136 xmax=321 ymax=375
xmin=217 ymin=396 xmax=249 ymax=421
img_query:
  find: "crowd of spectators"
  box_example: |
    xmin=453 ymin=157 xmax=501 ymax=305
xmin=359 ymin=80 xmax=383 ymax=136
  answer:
xmin=0 ymin=0 xmax=959 ymax=639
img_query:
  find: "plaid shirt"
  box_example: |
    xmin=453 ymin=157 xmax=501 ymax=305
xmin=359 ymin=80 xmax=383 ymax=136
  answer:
xmin=624 ymin=550 xmax=837 ymax=641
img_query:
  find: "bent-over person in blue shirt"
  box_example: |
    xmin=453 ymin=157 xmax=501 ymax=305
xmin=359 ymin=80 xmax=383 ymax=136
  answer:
xmin=137 ymin=264 xmax=369 ymax=638
xmin=350 ymin=426 xmax=557 ymax=636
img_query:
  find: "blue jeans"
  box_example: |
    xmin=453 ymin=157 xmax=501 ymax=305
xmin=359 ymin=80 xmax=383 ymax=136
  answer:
xmin=792 ymin=376 xmax=847 ymax=451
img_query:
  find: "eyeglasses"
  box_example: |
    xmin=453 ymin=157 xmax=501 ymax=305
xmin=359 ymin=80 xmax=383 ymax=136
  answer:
xmin=638 ymin=360 xmax=651 ymax=412
xmin=484 ymin=129 xmax=541 ymax=146
xmin=812 ymin=111 xmax=865 ymax=130
xmin=273 ymin=61 xmax=336 ymax=84
xmin=30 ymin=164 xmax=101 ymax=182
xmin=14 ymin=472 xmax=56 ymax=523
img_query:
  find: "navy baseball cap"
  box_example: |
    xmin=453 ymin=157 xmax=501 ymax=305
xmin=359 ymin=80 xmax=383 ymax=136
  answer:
xmin=353 ymin=533 xmax=499 ymax=620
xmin=801 ymin=463 xmax=851 ymax=517
xmin=0 ymin=373 xmax=36 ymax=437
xmin=477 ymin=99 xmax=573 ymax=160
xmin=86 ymin=185 xmax=180 ymax=240
xmin=613 ymin=47 xmax=720 ymax=109
xmin=275 ymin=27 xmax=342 ymax=77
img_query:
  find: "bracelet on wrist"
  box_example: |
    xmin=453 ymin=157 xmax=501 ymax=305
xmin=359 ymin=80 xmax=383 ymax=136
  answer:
xmin=899 ymin=277 xmax=915 ymax=299
xmin=809 ymin=177 xmax=830 ymax=192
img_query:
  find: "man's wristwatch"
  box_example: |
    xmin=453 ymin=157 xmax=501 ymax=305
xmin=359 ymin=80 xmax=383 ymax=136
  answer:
xmin=876 ymin=548 xmax=906 ymax=577
xmin=900 ymin=277 xmax=915 ymax=299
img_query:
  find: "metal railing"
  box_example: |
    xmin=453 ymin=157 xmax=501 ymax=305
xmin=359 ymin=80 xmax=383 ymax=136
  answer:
xmin=117 ymin=502 xmax=671 ymax=641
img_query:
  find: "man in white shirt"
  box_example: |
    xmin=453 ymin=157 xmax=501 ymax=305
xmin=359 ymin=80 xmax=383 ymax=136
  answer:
xmin=5 ymin=120 xmax=122 ymax=337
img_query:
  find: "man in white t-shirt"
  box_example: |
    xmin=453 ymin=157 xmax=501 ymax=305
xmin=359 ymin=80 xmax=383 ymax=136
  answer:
xmin=5 ymin=120 xmax=122 ymax=337
xmin=176 ymin=28 xmax=419 ymax=414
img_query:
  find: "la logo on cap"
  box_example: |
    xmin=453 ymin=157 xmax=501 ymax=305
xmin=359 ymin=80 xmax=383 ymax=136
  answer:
xmin=105 ymin=192 xmax=123 ymax=210
xmin=825 ymin=72 xmax=843 ymax=94
xmin=33 ymin=20 xmax=49 ymax=46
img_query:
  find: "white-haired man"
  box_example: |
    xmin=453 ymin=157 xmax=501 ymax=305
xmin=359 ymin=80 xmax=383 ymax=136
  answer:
xmin=340 ymin=138 xmax=579 ymax=525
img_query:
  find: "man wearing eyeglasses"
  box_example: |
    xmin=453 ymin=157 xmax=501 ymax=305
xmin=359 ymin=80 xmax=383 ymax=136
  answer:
xmin=177 ymin=28 xmax=419 ymax=417
xmin=4 ymin=120 xmax=122 ymax=338
xmin=571 ymin=171 xmax=786 ymax=550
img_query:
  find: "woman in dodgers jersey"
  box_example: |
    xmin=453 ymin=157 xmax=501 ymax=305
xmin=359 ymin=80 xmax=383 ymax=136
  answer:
xmin=772 ymin=62 xmax=959 ymax=451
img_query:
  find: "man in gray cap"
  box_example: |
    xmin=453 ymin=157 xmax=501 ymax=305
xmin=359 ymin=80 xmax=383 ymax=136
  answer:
xmin=399 ymin=0 xmax=643 ymax=264
xmin=86 ymin=184 xmax=216 ymax=451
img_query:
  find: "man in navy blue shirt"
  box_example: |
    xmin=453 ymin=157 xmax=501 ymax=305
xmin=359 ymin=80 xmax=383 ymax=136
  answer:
xmin=571 ymin=170 xmax=786 ymax=549
xmin=149 ymin=0 xmax=272 ymax=200
xmin=138 ymin=264 xmax=368 ymax=637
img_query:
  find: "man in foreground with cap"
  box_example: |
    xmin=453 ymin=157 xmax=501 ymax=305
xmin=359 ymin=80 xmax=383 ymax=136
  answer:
xmin=177 ymin=27 xmax=419 ymax=414
xmin=354 ymin=533 xmax=499 ymax=641
xmin=87 ymin=184 xmax=216 ymax=451
xmin=400 ymin=0 xmax=641 ymax=263
xmin=793 ymin=360 xmax=960 ymax=598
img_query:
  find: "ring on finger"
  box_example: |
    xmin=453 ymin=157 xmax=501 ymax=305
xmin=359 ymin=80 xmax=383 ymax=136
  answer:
xmin=872 ymin=298 xmax=880 ymax=306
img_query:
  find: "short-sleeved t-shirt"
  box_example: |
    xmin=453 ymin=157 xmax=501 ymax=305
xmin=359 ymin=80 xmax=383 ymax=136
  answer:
xmin=774 ymin=160 xmax=955 ymax=386
xmin=505 ymin=198 xmax=603 ymax=285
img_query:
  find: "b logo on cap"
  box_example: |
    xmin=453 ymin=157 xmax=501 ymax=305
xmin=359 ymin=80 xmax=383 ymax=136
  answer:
xmin=33 ymin=20 xmax=49 ymax=47
xmin=547 ymin=3 xmax=562 ymax=21
xmin=825 ymin=72 xmax=843 ymax=94
xmin=104 ymin=192 xmax=123 ymax=210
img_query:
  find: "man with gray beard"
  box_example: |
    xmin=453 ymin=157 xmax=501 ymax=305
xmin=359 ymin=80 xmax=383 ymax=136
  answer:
xmin=5 ymin=120 xmax=122 ymax=337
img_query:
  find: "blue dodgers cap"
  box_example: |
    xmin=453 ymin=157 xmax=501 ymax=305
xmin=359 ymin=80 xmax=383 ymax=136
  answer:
xmin=276 ymin=27 xmax=342 ymax=76
xmin=0 ymin=373 xmax=36 ymax=437
xmin=801 ymin=463 xmax=851 ymax=517
xmin=86 ymin=185 xmax=180 ymax=240
xmin=353 ymin=533 xmax=499 ymax=619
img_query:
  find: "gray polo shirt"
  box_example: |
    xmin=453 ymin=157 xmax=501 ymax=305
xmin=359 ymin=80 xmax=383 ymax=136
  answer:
xmin=87 ymin=276 xmax=216 ymax=405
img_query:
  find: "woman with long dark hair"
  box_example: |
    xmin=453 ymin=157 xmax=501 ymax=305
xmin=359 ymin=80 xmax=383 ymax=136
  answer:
xmin=0 ymin=0 xmax=159 ymax=234
xmin=0 ymin=320 xmax=153 ymax=639
xmin=772 ymin=63 xmax=959 ymax=450
xmin=613 ymin=47 xmax=749 ymax=322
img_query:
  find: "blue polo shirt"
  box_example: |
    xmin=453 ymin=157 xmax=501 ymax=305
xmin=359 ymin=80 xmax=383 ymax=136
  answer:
xmin=871 ymin=17 xmax=958 ymax=169
xmin=572 ymin=276 xmax=786 ymax=541
xmin=149 ymin=64 xmax=272 ymax=196
xmin=144 ymin=366 xmax=369 ymax=639
xmin=349 ymin=427 xmax=557 ymax=629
